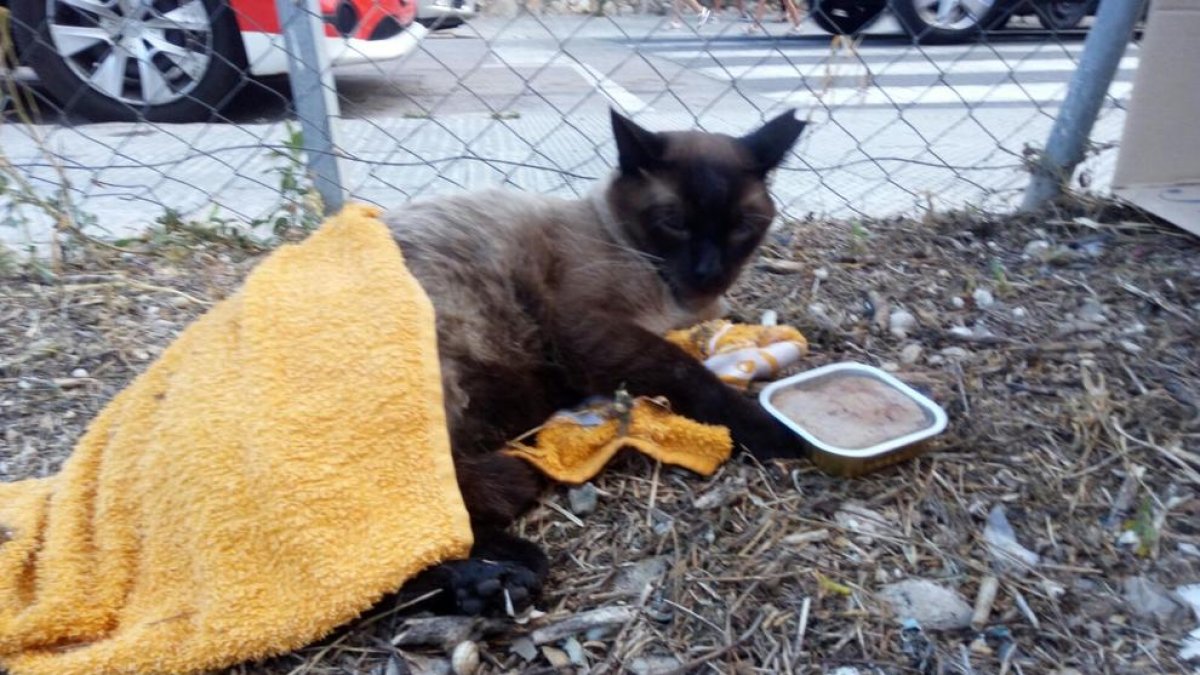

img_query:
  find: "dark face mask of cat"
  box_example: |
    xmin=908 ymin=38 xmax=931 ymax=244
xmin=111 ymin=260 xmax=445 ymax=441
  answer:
xmin=608 ymin=110 xmax=808 ymax=307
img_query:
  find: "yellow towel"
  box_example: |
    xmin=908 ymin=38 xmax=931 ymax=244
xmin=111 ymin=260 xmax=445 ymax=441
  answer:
xmin=0 ymin=205 xmax=473 ymax=675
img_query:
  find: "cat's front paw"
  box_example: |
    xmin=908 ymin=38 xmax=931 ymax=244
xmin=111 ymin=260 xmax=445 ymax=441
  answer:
xmin=442 ymin=558 xmax=543 ymax=616
xmin=728 ymin=408 xmax=809 ymax=460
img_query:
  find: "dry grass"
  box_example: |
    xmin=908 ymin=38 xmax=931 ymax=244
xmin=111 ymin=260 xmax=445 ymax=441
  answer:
xmin=2 ymin=199 xmax=1199 ymax=674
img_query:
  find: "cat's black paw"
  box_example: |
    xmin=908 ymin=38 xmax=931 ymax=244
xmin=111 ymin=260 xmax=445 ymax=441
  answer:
xmin=442 ymin=557 xmax=543 ymax=616
xmin=728 ymin=409 xmax=809 ymax=461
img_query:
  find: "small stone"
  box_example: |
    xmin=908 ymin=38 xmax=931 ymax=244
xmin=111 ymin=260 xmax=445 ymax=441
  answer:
xmin=889 ymin=310 xmax=917 ymax=338
xmin=451 ymin=641 xmax=479 ymax=675
xmin=835 ymin=502 xmax=893 ymax=541
xmin=70 ymin=368 xmax=88 ymax=378
xmin=1024 ymin=240 xmax=1051 ymax=259
xmin=881 ymin=361 xmax=900 ymax=372
xmin=973 ymin=288 xmax=995 ymax=308
xmin=1118 ymin=340 xmax=1142 ymax=355
xmin=1078 ymin=298 xmax=1107 ymax=323
xmin=627 ymin=655 xmax=683 ymax=675
xmin=1123 ymin=576 xmax=1187 ymax=623
xmin=983 ymin=505 xmax=1039 ymax=573
xmin=941 ymin=347 xmax=969 ymax=360
xmin=948 ymin=326 xmax=974 ymax=338
xmin=1011 ymin=307 xmax=1028 ymax=319
xmin=133 ymin=350 xmax=151 ymax=361
xmin=568 ymin=483 xmax=598 ymax=516
xmin=899 ymin=344 xmax=923 ymax=364
xmin=878 ymin=579 xmax=973 ymax=630
xmin=814 ymin=267 xmax=829 ymax=280
xmin=17 ymin=379 xmax=32 ymax=390
xmin=950 ymin=296 xmax=966 ymax=309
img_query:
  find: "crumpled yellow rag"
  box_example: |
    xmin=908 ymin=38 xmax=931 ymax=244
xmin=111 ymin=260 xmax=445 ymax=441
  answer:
xmin=507 ymin=320 xmax=808 ymax=484
xmin=0 ymin=205 xmax=472 ymax=675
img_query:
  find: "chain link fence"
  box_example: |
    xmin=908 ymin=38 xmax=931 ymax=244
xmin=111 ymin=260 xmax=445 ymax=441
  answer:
xmin=0 ymin=0 xmax=1144 ymax=250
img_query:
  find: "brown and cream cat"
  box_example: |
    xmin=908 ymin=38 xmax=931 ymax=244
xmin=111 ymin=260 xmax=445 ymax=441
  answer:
xmin=388 ymin=110 xmax=809 ymax=615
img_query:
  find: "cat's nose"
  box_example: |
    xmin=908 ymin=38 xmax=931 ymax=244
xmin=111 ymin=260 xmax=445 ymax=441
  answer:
xmin=694 ymin=247 xmax=723 ymax=285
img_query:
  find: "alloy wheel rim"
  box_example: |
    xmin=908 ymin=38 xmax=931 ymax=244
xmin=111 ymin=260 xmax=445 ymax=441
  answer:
xmin=47 ymin=0 xmax=215 ymax=106
xmin=912 ymin=0 xmax=997 ymax=31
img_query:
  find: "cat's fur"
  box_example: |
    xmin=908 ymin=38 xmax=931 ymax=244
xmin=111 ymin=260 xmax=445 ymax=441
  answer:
xmin=387 ymin=110 xmax=809 ymax=615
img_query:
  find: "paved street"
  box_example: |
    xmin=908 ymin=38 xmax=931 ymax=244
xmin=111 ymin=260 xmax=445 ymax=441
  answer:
xmin=1 ymin=13 xmax=1139 ymax=248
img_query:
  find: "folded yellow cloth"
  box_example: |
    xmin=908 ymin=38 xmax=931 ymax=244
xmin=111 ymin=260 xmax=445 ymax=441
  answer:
xmin=506 ymin=397 xmax=733 ymax=484
xmin=0 ymin=205 xmax=472 ymax=675
xmin=667 ymin=320 xmax=809 ymax=389
xmin=507 ymin=322 xmax=808 ymax=484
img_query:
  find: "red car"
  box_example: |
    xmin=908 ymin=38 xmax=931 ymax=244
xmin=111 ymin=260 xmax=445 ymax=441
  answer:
xmin=5 ymin=0 xmax=426 ymax=121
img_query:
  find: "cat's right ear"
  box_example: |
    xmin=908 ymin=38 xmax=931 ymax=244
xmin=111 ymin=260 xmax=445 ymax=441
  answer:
xmin=611 ymin=109 xmax=665 ymax=176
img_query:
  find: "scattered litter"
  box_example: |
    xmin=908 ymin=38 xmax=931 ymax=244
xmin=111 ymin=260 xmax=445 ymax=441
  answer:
xmin=1011 ymin=307 xmax=1028 ymax=319
xmin=899 ymin=618 xmax=936 ymax=671
xmin=563 ymin=637 xmax=587 ymax=666
xmin=400 ymin=652 xmax=451 ymax=675
xmin=509 ymin=637 xmax=538 ymax=662
xmin=973 ymin=288 xmax=995 ymax=308
xmin=879 ymin=579 xmax=973 ymax=630
xmin=950 ymin=296 xmax=966 ymax=309
xmin=983 ymin=505 xmax=1039 ymax=574
xmin=1023 ymin=239 xmax=1051 ymax=259
xmin=948 ymin=326 xmax=974 ymax=339
xmin=450 ymin=641 xmax=479 ymax=675
xmin=611 ymin=556 xmax=670 ymax=598
xmin=1175 ymin=585 xmax=1200 ymax=661
xmin=541 ymin=646 xmax=570 ymax=669
xmin=1078 ymin=297 xmax=1108 ymax=324
xmin=1123 ymin=576 xmax=1187 ymax=623
xmin=531 ymin=606 xmax=638 ymax=645
xmin=568 ymin=483 xmax=599 ymax=516
xmin=693 ymin=478 xmax=746 ymax=510
xmin=971 ymin=575 xmax=1000 ymax=629
xmin=70 ymin=368 xmax=88 ymax=378
xmin=627 ymin=655 xmax=683 ymax=675
xmin=835 ymin=501 xmax=893 ymax=541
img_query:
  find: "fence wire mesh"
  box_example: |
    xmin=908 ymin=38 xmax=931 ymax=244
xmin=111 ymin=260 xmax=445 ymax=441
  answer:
xmin=0 ymin=0 xmax=1141 ymax=249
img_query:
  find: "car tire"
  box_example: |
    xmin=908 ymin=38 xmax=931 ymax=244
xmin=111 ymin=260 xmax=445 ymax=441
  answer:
xmin=418 ymin=16 xmax=464 ymax=30
xmin=1034 ymin=0 xmax=1093 ymax=31
xmin=890 ymin=0 xmax=1008 ymax=44
xmin=11 ymin=0 xmax=246 ymax=122
xmin=809 ymin=0 xmax=888 ymax=35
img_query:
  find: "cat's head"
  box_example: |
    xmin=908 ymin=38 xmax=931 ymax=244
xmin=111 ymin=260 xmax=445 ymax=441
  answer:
xmin=606 ymin=109 xmax=807 ymax=309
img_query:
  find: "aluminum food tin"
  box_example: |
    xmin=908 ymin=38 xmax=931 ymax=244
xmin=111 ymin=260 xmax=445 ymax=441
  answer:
xmin=759 ymin=362 xmax=949 ymax=477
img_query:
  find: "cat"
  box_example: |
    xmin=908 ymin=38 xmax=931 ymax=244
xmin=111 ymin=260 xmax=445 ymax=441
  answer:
xmin=385 ymin=109 xmax=809 ymax=616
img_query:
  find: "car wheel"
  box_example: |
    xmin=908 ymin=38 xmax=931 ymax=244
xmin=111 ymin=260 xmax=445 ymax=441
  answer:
xmin=810 ymin=0 xmax=888 ymax=35
xmin=890 ymin=0 xmax=1007 ymax=44
xmin=1034 ymin=0 xmax=1093 ymax=30
xmin=418 ymin=16 xmax=464 ymax=30
xmin=11 ymin=0 xmax=246 ymax=122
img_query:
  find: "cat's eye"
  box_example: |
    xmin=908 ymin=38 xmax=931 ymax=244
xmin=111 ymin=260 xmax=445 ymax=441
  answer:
xmin=729 ymin=215 xmax=766 ymax=243
xmin=647 ymin=207 xmax=688 ymax=239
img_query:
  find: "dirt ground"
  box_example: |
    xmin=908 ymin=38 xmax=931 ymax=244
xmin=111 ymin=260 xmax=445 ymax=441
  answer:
xmin=2 ymin=198 xmax=1199 ymax=674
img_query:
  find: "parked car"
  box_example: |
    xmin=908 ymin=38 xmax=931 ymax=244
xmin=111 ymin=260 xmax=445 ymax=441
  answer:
xmin=2 ymin=0 xmax=427 ymax=122
xmin=417 ymin=0 xmax=477 ymax=30
xmin=809 ymin=0 xmax=1100 ymax=44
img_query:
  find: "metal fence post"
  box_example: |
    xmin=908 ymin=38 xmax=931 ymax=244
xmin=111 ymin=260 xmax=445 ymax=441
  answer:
xmin=275 ymin=0 xmax=345 ymax=214
xmin=1020 ymin=0 xmax=1146 ymax=212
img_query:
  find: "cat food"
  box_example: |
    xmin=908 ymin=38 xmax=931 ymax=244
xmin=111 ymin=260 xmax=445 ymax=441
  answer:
xmin=759 ymin=362 xmax=948 ymax=476
xmin=769 ymin=375 xmax=929 ymax=449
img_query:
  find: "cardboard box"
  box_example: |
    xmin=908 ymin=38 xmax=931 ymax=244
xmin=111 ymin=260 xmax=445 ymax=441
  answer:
xmin=1112 ymin=0 xmax=1200 ymax=236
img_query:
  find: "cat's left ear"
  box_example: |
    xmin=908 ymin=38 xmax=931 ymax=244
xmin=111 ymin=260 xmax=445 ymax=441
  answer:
xmin=738 ymin=110 xmax=807 ymax=176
